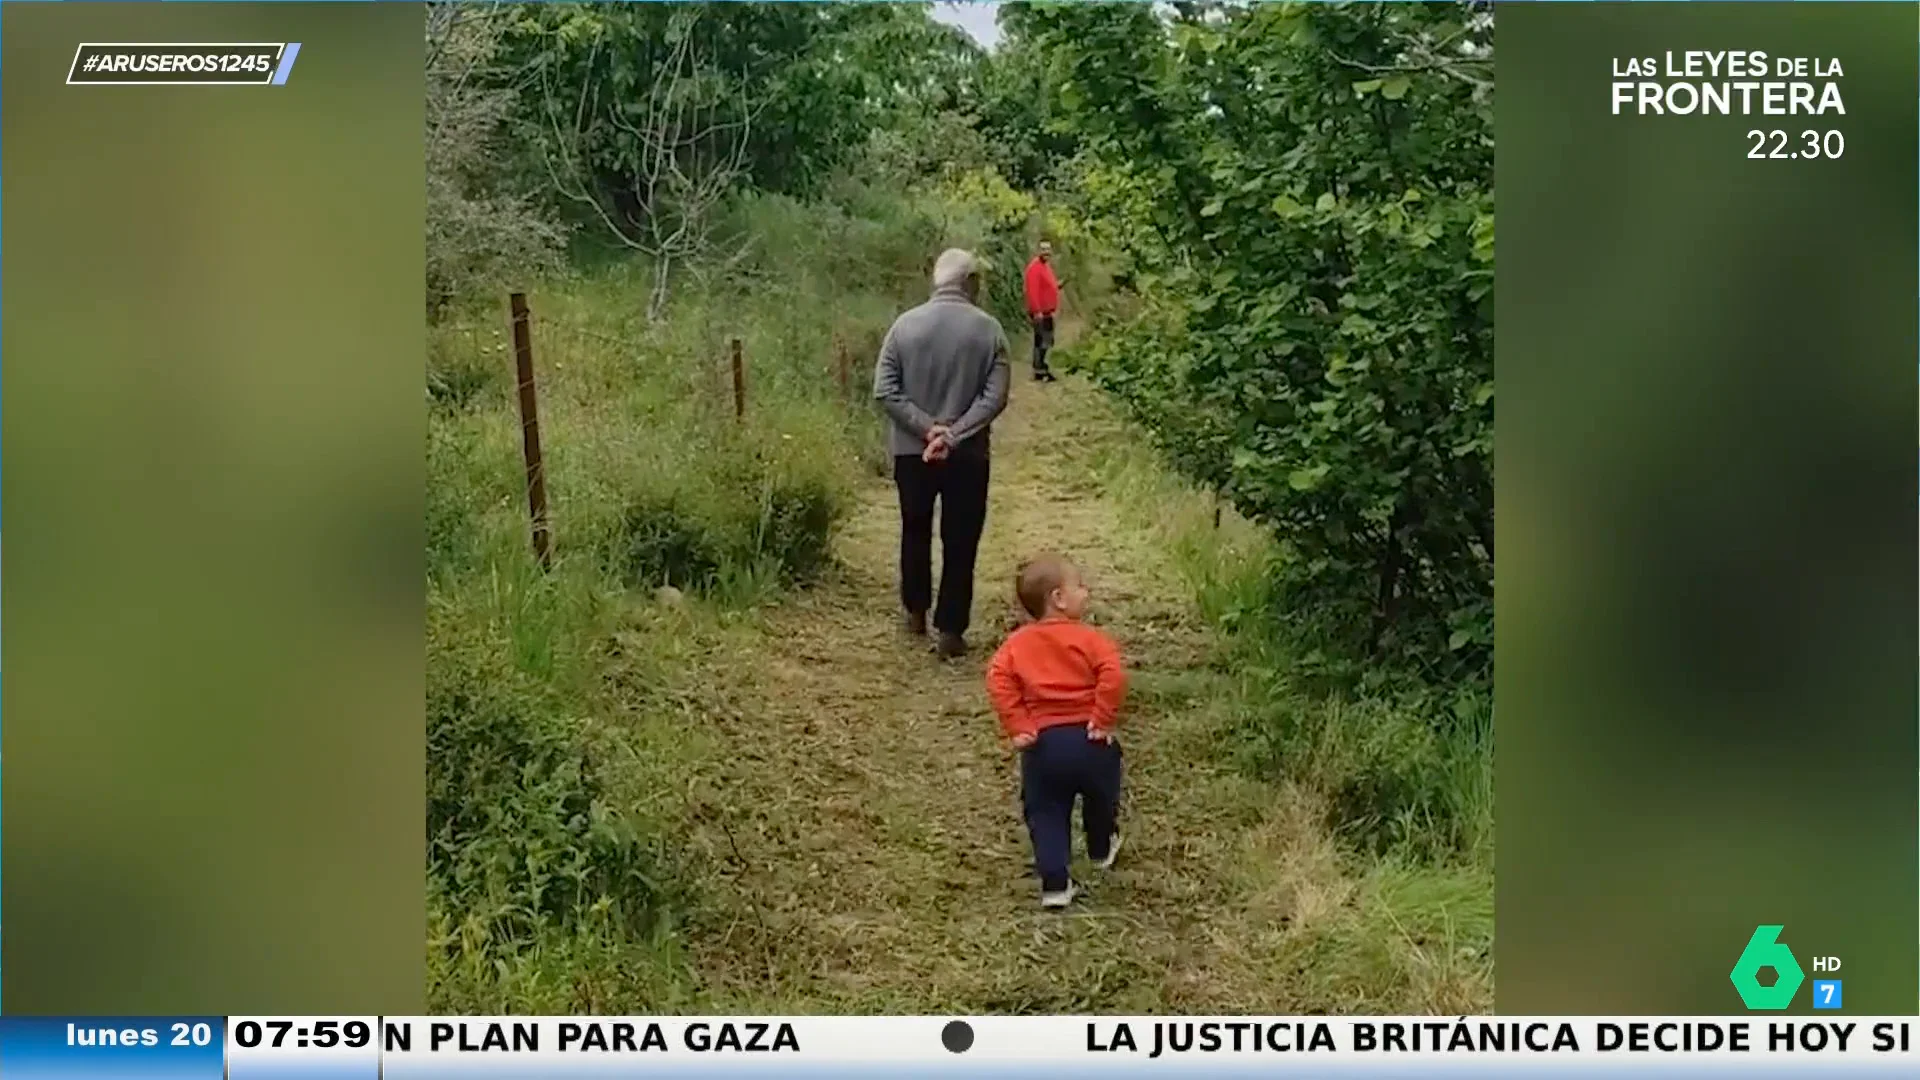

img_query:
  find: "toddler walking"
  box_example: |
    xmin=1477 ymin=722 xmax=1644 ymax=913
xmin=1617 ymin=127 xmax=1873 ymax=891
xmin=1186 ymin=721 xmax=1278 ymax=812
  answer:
xmin=986 ymin=553 xmax=1128 ymax=908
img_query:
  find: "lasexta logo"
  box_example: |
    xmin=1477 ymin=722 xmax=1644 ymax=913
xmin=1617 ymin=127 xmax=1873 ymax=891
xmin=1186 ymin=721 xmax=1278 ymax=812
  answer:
xmin=1730 ymin=924 xmax=1804 ymax=1009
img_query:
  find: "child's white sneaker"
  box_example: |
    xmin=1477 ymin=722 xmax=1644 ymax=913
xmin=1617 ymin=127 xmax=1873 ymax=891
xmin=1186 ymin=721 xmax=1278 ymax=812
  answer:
xmin=1040 ymin=881 xmax=1078 ymax=909
xmin=1092 ymin=833 xmax=1122 ymax=871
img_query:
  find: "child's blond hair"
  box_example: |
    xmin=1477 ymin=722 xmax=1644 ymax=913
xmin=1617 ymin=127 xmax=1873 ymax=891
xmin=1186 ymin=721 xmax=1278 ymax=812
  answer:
xmin=1014 ymin=553 xmax=1073 ymax=620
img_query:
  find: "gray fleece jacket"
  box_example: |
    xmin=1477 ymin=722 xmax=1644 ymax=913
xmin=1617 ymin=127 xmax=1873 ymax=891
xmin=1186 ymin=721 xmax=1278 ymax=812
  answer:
xmin=872 ymin=284 xmax=1012 ymax=459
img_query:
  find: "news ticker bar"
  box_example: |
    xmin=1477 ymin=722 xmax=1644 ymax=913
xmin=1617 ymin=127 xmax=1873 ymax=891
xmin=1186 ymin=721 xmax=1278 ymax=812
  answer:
xmin=66 ymin=43 xmax=302 ymax=86
xmin=0 ymin=1017 xmax=1917 ymax=1079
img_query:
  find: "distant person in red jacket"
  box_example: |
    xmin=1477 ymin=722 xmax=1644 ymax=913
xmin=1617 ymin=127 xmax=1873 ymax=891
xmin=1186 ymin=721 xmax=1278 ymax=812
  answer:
xmin=1023 ymin=242 xmax=1061 ymax=383
xmin=987 ymin=552 xmax=1128 ymax=908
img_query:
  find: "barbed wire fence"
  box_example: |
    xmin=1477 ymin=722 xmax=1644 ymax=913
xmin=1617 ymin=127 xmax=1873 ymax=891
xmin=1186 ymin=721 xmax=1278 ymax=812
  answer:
xmin=435 ymin=289 xmax=886 ymax=569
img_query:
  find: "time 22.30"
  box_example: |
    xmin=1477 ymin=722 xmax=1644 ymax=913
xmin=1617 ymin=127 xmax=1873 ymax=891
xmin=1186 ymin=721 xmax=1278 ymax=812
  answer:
xmin=1748 ymin=129 xmax=1844 ymax=160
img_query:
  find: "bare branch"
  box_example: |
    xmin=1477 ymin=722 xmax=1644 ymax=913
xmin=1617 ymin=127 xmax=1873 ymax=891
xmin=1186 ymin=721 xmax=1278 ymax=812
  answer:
xmin=538 ymin=29 xmax=650 ymax=254
xmin=529 ymin=5 xmax=756 ymax=320
xmin=1328 ymin=50 xmax=1491 ymax=90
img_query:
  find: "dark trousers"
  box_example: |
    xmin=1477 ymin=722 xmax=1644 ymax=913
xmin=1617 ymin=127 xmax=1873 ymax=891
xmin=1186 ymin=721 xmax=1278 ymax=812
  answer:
xmin=1031 ymin=314 xmax=1055 ymax=374
xmin=1020 ymin=723 xmax=1123 ymax=893
xmin=894 ymin=451 xmax=989 ymax=637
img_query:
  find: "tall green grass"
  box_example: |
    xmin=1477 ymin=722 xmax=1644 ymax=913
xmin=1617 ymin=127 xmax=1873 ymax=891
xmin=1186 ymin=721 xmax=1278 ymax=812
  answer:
xmin=1190 ymin=559 xmax=1494 ymax=864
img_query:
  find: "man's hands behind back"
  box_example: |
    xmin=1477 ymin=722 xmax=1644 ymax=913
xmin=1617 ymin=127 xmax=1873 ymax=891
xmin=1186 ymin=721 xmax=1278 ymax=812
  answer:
xmin=923 ymin=423 xmax=953 ymax=463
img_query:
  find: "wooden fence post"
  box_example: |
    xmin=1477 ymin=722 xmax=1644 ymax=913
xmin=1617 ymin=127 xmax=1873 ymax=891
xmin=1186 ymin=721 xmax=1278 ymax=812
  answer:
xmin=730 ymin=336 xmax=746 ymax=421
xmin=509 ymin=292 xmax=552 ymax=570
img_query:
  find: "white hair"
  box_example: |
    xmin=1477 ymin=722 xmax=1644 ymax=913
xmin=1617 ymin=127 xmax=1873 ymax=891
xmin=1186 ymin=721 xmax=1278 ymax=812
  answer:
xmin=931 ymin=248 xmax=979 ymax=290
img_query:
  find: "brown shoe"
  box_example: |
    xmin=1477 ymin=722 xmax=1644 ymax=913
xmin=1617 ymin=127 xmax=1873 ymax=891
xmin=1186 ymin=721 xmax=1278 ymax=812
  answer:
xmin=903 ymin=611 xmax=927 ymax=637
xmin=934 ymin=632 xmax=968 ymax=659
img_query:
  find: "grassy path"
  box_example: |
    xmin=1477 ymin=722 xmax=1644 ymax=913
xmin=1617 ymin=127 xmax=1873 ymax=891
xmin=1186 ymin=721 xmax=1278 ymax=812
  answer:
xmin=663 ymin=359 xmax=1489 ymax=1013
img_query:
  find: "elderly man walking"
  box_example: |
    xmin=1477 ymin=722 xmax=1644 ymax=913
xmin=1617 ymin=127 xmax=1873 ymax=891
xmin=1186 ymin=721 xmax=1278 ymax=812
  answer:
xmin=873 ymin=249 xmax=1012 ymax=659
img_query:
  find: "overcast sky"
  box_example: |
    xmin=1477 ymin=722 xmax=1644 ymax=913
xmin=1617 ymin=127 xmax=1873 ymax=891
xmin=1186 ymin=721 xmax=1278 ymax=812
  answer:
xmin=931 ymin=1 xmax=1002 ymax=50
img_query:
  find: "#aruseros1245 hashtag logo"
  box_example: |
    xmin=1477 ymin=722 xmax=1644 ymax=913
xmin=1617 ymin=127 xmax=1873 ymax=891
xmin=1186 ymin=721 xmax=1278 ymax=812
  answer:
xmin=1731 ymin=925 xmax=1844 ymax=1010
xmin=67 ymin=43 xmax=302 ymax=86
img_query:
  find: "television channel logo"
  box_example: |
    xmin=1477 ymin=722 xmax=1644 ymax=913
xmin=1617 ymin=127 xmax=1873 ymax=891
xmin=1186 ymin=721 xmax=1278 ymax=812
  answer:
xmin=1731 ymin=925 xmax=1842 ymax=1010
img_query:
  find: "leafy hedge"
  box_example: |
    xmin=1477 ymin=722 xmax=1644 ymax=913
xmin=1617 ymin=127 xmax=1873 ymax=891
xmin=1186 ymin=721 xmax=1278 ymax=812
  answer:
xmin=1042 ymin=2 xmax=1493 ymax=682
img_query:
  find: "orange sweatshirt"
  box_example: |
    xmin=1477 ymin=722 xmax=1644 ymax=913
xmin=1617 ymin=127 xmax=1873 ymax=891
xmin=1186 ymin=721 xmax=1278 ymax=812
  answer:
xmin=986 ymin=617 xmax=1128 ymax=739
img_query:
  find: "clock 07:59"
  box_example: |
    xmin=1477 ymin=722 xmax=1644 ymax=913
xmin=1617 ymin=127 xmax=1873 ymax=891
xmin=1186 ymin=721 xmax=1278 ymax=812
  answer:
xmin=1748 ymin=129 xmax=1844 ymax=160
xmin=232 ymin=1019 xmax=373 ymax=1049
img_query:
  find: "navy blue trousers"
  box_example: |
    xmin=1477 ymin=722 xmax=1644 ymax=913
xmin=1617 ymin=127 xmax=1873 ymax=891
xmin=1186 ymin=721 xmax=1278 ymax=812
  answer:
xmin=1020 ymin=723 xmax=1123 ymax=893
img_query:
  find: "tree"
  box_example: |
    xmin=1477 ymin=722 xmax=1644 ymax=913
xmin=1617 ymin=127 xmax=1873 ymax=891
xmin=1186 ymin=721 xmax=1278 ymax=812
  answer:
xmin=969 ymin=3 xmax=1083 ymax=190
xmin=534 ymin=6 xmax=759 ymax=321
xmin=425 ymin=2 xmax=567 ymax=316
xmin=498 ymin=2 xmax=981 ymax=319
xmin=1038 ymin=1 xmax=1494 ymax=679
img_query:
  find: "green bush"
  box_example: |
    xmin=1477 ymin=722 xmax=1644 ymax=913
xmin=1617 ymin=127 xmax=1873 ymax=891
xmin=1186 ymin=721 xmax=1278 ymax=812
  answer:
xmin=755 ymin=471 xmax=839 ymax=582
xmin=620 ymin=494 xmax=725 ymax=591
xmin=617 ymin=458 xmax=841 ymax=592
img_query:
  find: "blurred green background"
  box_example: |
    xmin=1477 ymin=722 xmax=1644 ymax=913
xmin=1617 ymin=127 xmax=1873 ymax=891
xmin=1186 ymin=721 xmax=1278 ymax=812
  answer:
xmin=1498 ymin=6 xmax=1917 ymax=1012
xmin=3 ymin=4 xmax=423 ymax=1011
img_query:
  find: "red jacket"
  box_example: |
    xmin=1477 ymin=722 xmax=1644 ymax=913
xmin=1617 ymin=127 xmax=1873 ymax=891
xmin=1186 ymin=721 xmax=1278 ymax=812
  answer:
xmin=986 ymin=617 xmax=1127 ymax=739
xmin=1024 ymin=257 xmax=1060 ymax=319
